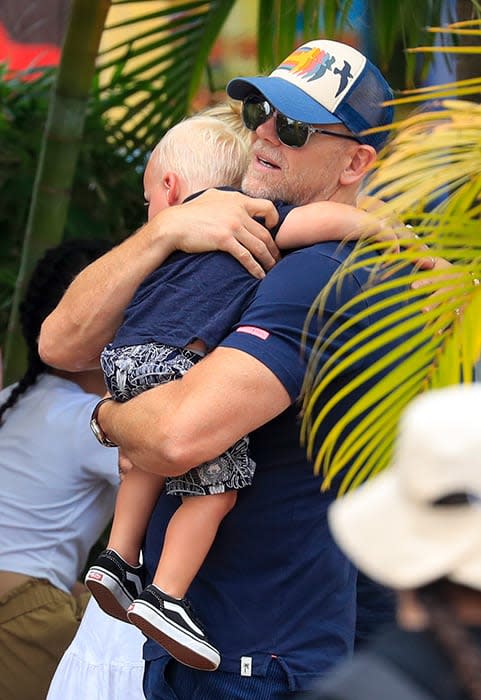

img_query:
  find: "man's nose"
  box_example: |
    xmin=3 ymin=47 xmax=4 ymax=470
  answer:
xmin=255 ymin=114 xmax=279 ymax=144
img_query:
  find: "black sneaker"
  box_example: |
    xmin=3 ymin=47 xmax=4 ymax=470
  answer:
xmin=85 ymin=549 xmax=145 ymax=623
xmin=127 ymin=584 xmax=220 ymax=671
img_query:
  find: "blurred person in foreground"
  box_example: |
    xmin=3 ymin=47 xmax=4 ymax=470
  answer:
xmin=302 ymin=384 xmax=481 ymax=700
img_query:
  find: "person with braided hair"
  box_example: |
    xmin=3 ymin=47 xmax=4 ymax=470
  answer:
xmin=0 ymin=240 xmax=108 ymax=423
xmin=0 ymin=239 xmax=127 ymax=700
xmin=300 ymin=385 xmax=481 ymax=700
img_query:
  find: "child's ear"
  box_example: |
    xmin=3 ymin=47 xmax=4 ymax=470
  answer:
xmin=340 ymin=145 xmax=377 ymax=186
xmin=163 ymin=171 xmax=181 ymax=206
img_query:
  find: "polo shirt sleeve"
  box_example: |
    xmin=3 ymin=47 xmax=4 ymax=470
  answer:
xmin=220 ymin=245 xmax=368 ymax=402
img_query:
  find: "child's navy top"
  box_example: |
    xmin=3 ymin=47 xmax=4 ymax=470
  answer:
xmin=111 ymin=189 xmax=293 ymax=351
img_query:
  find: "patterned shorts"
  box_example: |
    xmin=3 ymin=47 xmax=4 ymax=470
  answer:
xmin=101 ymin=342 xmax=256 ymax=496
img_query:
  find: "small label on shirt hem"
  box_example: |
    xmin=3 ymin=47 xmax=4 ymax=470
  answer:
xmin=240 ymin=656 xmax=252 ymax=676
xmin=236 ymin=325 xmax=270 ymax=340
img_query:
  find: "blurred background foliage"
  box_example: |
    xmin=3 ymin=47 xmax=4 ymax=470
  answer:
xmin=0 ymin=64 xmax=144 ymax=349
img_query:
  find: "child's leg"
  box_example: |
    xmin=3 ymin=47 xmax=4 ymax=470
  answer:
xmin=85 ymin=466 xmax=165 ymax=622
xmin=153 ymin=490 xmax=237 ymax=599
xmin=127 ymin=491 xmax=236 ymax=669
xmin=108 ymin=466 xmax=165 ymax=566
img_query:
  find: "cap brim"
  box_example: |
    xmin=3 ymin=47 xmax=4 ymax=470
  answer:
xmin=328 ymin=469 xmax=481 ymax=591
xmin=227 ymin=76 xmax=342 ymax=126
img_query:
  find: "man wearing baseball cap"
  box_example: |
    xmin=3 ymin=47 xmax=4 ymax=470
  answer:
xmin=303 ymin=384 xmax=481 ymax=699
xmin=40 ymin=39 xmax=414 ymax=700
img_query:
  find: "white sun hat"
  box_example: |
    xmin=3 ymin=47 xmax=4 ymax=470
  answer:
xmin=328 ymin=384 xmax=481 ymax=591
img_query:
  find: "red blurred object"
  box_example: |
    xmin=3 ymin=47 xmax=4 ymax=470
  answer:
xmin=0 ymin=22 xmax=60 ymax=78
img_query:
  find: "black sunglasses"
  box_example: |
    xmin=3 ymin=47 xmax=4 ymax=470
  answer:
xmin=241 ymin=95 xmax=362 ymax=149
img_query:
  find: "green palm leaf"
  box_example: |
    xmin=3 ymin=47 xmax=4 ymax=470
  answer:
xmin=96 ymin=1 xmax=237 ymax=157
xmin=303 ymin=19 xmax=481 ymax=493
xmin=303 ymin=261 xmax=481 ymax=492
xmin=95 ymin=0 xmax=453 ymax=159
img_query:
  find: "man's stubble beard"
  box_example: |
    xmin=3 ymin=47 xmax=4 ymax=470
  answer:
xmin=241 ymin=162 xmax=331 ymax=206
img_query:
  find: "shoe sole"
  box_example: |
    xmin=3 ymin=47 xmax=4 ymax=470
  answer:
xmin=85 ymin=567 xmax=133 ymax=623
xmin=127 ymin=600 xmax=220 ymax=671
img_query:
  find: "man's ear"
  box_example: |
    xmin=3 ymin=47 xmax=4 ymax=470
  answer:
xmin=340 ymin=144 xmax=377 ymax=186
xmin=163 ymin=171 xmax=181 ymax=206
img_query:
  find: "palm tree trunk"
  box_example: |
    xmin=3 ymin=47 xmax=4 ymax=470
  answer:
xmin=3 ymin=0 xmax=111 ymax=383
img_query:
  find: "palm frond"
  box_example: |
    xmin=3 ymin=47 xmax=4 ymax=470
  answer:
xmin=303 ymin=14 xmax=481 ymax=492
xmin=95 ymin=1 xmax=237 ymax=158
xmin=94 ymin=0 xmax=347 ymax=164
xmin=367 ymin=0 xmax=445 ymax=85
xmin=303 ymin=255 xmax=481 ymax=492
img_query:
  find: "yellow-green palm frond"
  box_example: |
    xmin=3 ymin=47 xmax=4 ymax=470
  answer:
xmin=409 ymin=17 xmax=481 ymax=59
xmin=367 ymin=100 xmax=481 ymax=218
xmin=302 ymin=261 xmax=481 ymax=494
xmin=302 ymin=48 xmax=481 ymax=492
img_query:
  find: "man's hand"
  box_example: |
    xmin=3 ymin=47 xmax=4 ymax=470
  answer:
xmin=154 ymin=188 xmax=281 ymax=279
xmin=411 ymin=259 xmax=469 ymax=316
xmin=40 ymin=189 xmax=281 ymax=372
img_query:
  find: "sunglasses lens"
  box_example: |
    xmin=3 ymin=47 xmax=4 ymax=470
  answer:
xmin=242 ymin=97 xmax=310 ymax=148
xmin=242 ymin=98 xmax=271 ymax=131
xmin=276 ymin=114 xmax=309 ymax=148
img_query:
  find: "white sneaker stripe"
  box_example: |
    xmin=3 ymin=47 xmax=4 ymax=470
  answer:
xmin=164 ymin=600 xmax=204 ymax=636
xmin=125 ymin=571 xmax=143 ymax=593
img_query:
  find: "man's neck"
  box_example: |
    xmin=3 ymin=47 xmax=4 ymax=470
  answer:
xmin=326 ymin=182 xmax=360 ymax=206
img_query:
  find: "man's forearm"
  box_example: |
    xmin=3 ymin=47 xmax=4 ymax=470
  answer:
xmin=95 ymin=393 xmax=188 ymax=477
xmin=94 ymin=347 xmax=291 ymax=477
xmin=39 ymin=220 xmax=175 ymax=371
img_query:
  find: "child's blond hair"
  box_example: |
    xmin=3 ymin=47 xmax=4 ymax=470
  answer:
xmin=150 ymin=102 xmax=250 ymax=193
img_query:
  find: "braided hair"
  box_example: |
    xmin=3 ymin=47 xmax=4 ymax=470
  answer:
xmin=0 ymin=238 xmax=112 ymax=425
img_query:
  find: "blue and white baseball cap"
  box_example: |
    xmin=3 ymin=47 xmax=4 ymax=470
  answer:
xmin=227 ymin=39 xmax=394 ymax=151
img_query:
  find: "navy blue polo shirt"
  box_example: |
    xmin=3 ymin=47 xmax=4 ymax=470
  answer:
xmin=143 ymin=241 xmax=414 ymax=691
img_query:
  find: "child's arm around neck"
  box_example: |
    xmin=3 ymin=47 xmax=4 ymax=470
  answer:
xmin=275 ymin=200 xmax=384 ymax=251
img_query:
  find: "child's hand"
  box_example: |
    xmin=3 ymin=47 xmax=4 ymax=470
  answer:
xmin=359 ymin=216 xmax=403 ymax=252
